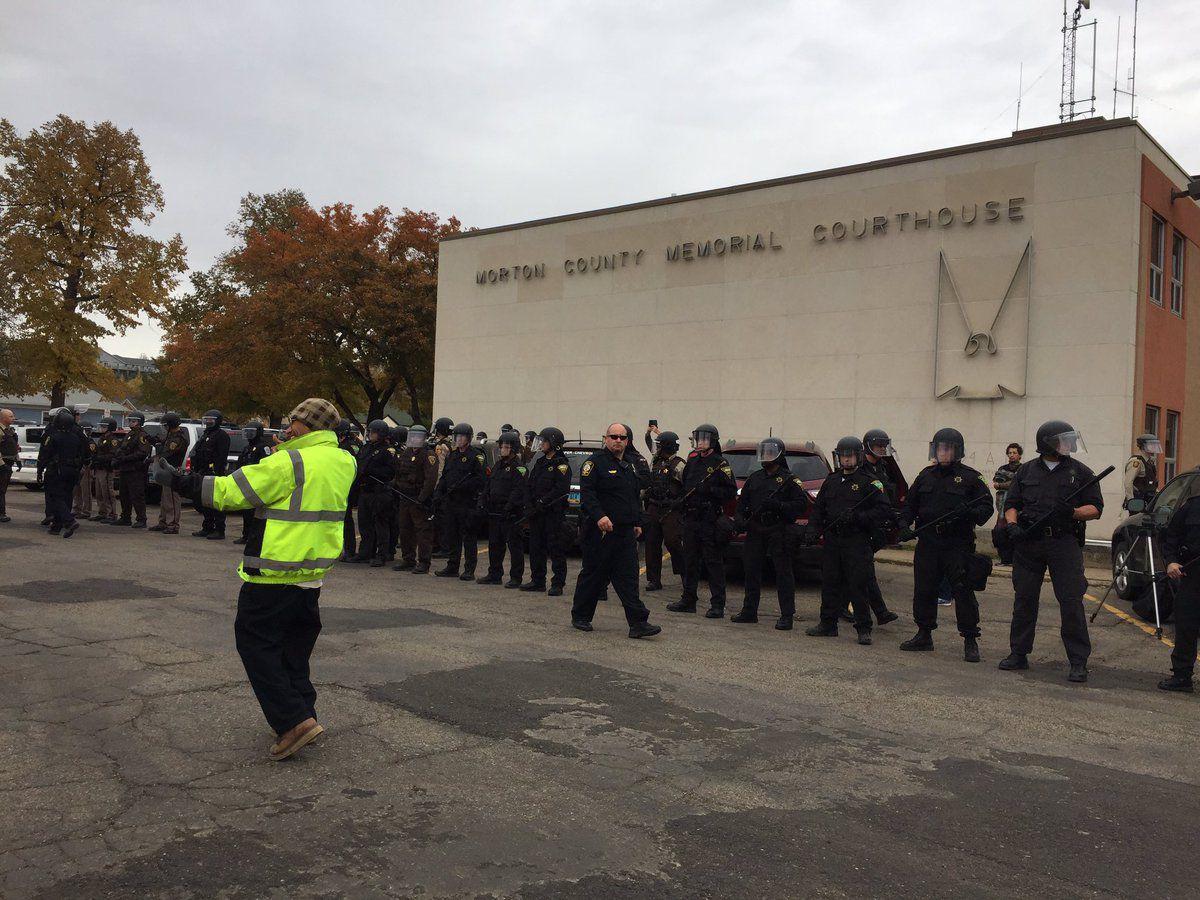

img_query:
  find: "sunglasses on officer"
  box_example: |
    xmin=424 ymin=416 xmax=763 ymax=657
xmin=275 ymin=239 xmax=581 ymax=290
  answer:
xmin=605 ymin=432 xmax=629 ymax=441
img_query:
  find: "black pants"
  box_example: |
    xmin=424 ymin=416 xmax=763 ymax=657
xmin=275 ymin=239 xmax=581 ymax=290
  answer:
xmin=1170 ymin=583 xmax=1198 ymax=677
xmin=681 ymin=515 xmax=726 ymax=609
xmin=528 ymin=510 xmax=567 ymax=588
xmin=443 ymin=503 xmax=478 ymax=575
xmin=0 ymin=463 xmax=11 ymax=516
xmin=741 ymin=526 xmax=795 ymax=618
xmin=118 ymin=469 xmax=146 ymax=523
xmin=913 ymin=538 xmax=980 ymax=637
xmin=202 ymin=508 xmax=226 ymax=534
xmin=571 ymin=524 xmax=650 ymax=625
xmin=356 ymin=491 xmax=392 ymax=562
xmin=820 ymin=532 xmax=874 ymax=630
xmin=45 ymin=471 xmax=77 ymax=527
xmin=486 ymin=517 xmax=524 ymax=580
xmin=234 ymin=582 xmax=321 ymax=735
xmin=342 ymin=505 xmax=357 ymax=559
xmin=1009 ymin=535 xmax=1091 ymax=665
xmin=643 ymin=506 xmax=683 ymax=585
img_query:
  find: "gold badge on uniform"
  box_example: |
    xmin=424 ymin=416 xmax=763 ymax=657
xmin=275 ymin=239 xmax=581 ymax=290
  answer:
xmin=558 ymin=463 xmax=569 ymax=474
xmin=581 ymin=461 xmax=593 ymax=477
xmin=428 ymin=454 xmax=436 ymax=464
xmin=852 ymin=483 xmax=860 ymax=491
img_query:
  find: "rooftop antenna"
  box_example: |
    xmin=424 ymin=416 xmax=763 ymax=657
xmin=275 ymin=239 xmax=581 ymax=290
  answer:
xmin=1111 ymin=15 xmax=1120 ymax=118
xmin=1113 ymin=0 xmax=1139 ymax=118
xmin=1015 ymin=62 xmax=1024 ymax=131
xmin=1059 ymin=0 xmax=1098 ymax=123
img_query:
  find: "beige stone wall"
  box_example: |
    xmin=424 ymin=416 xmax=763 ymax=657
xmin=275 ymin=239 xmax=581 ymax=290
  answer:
xmin=435 ymin=124 xmax=1152 ymax=534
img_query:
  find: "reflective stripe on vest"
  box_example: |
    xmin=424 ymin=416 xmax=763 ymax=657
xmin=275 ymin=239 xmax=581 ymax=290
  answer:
xmin=242 ymin=555 xmax=338 ymax=571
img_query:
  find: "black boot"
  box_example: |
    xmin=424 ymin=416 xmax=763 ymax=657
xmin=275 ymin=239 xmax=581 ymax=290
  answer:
xmin=857 ymin=629 xmax=873 ymax=646
xmin=458 ymin=571 xmax=475 ymax=581
xmin=998 ymin=652 xmax=1029 ymax=671
xmin=412 ymin=563 xmax=430 ymax=574
xmin=645 ymin=582 xmax=662 ymax=592
xmin=1068 ymin=663 xmax=1088 ymax=683
xmin=370 ymin=558 xmax=384 ymax=568
xmin=547 ymin=585 xmax=563 ymax=597
xmin=666 ymin=599 xmax=696 ymax=613
xmin=899 ymin=628 xmax=934 ymax=651
xmin=876 ymin=610 xmax=899 ymax=626
xmin=774 ymin=616 xmax=793 ymax=631
xmin=206 ymin=531 xmax=225 ymax=540
xmin=730 ymin=609 xmax=757 ymax=624
xmin=62 ymin=521 xmax=79 ymax=539
xmin=504 ymin=579 xmax=522 ymax=589
xmin=434 ymin=567 xmax=459 ymax=578
xmin=805 ymin=623 xmax=838 ymax=637
xmin=1158 ymin=674 xmax=1194 ymax=693
xmin=520 ymin=582 xmax=546 ymax=592
xmin=704 ymin=606 xmax=725 ymax=619
xmin=628 ymin=622 xmax=662 ymax=639
xmin=476 ymin=574 xmax=502 ymax=585
xmin=963 ymin=637 xmax=981 ymax=663
xmin=394 ymin=560 xmax=415 ymax=571
xmin=192 ymin=528 xmax=211 ymax=537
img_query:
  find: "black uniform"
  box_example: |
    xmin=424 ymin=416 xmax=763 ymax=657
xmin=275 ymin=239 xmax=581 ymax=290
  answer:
xmin=113 ymin=426 xmax=153 ymax=524
xmin=192 ymin=426 xmax=231 ymax=535
xmin=900 ymin=462 xmax=993 ymax=637
xmin=735 ymin=462 xmax=809 ymax=619
xmin=478 ymin=455 xmax=527 ymax=583
xmin=354 ymin=441 xmax=398 ymax=564
xmin=433 ymin=446 xmax=485 ymax=576
xmin=1003 ymin=457 xmax=1103 ymax=665
xmin=570 ymin=447 xmax=652 ymax=627
xmin=235 ymin=438 xmax=272 ymax=540
xmin=643 ymin=451 xmax=686 ymax=588
xmin=523 ymin=452 xmax=571 ymax=590
xmin=809 ymin=467 xmax=891 ymax=632
xmin=337 ymin=431 xmax=361 ymax=558
xmin=677 ymin=451 xmax=737 ymax=612
xmin=1159 ymin=495 xmax=1200 ymax=680
xmin=991 ymin=460 xmax=1022 ymax=564
xmin=0 ymin=423 xmax=19 ymax=519
xmin=37 ymin=423 xmax=85 ymax=528
xmin=857 ymin=456 xmax=900 ymax=623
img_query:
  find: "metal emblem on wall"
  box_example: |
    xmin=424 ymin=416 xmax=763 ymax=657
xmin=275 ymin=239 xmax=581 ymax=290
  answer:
xmin=933 ymin=238 xmax=1032 ymax=399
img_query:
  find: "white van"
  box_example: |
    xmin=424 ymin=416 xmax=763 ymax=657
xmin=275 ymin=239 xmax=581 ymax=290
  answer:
xmin=10 ymin=425 xmax=46 ymax=488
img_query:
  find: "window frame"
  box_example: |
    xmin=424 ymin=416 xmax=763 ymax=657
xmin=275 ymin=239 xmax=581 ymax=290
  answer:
xmin=1149 ymin=215 xmax=1166 ymax=306
xmin=1165 ymin=410 xmax=1180 ymax=482
xmin=1170 ymin=230 xmax=1185 ymax=317
xmin=1145 ymin=405 xmax=1160 ymax=439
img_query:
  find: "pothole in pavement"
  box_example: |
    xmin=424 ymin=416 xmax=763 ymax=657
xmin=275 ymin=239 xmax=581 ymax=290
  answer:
xmin=0 ymin=578 xmax=178 ymax=604
xmin=320 ymin=606 xmax=466 ymax=633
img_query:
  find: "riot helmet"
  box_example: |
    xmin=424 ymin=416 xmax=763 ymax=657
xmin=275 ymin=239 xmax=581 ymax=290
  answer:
xmin=334 ymin=420 xmax=351 ymax=439
xmin=691 ymin=423 xmax=719 ymax=452
xmin=433 ymin=416 xmax=453 ymax=437
xmin=538 ymin=426 xmax=565 ymax=452
xmin=202 ymin=409 xmax=223 ymax=430
xmin=1036 ymin=420 xmax=1085 ymax=457
xmin=94 ymin=418 xmax=111 ymax=434
xmin=53 ymin=407 xmax=75 ymax=429
xmin=497 ymin=430 xmax=521 ymax=457
xmin=451 ymin=421 xmax=474 ymax=448
xmin=500 ymin=423 xmax=515 ymax=434
xmin=655 ymin=430 xmax=680 ymax=455
xmin=928 ymin=427 xmax=964 ymax=464
xmin=863 ymin=428 xmax=894 ymax=459
xmin=757 ymin=436 xmax=786 ymax=467
xmin=367 ymin=419 xmax=389 ymax=441
xmin=390 ymin=425 xmax=408 ymax=445
xmin=162 ymin=412 xmax=181 ymax=429
xmin=100 ymin=415 xmax=118 ymax=433
xmin=243 ymin=421 xmax=264 ymax=441
xmin=1136 ymin=433 xmax=1162 ymax=458
xmin=406 ymin=424 xmax=429 ymax=448
xmin=524 ymin=430 xmax=537 ymax=444
xmin=124 ymin=411 xmax=146 ymax=429
xmin=834 ymin=435 xmax=863 ymax=470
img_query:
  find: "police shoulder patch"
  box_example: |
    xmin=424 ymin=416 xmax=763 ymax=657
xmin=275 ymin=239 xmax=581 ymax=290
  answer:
xmin=428 ymin=454 xmax=437 ymax=464
xmin=476 ymin=452 xmax=485 ymax=463
xmin=721 ymin=462 xmax=732 ymax=474
xmin=517 ymin=466 xmax=526 ymax=475
xmin=581 ymin=461 xmax=593 ymax=477
xmin=872 ymin=480 xmax=884 ymax=491
xmin=557 ymin=463 xmax=569 ymax=474
xmin=793 ymin=477 xmax=803 ymax=486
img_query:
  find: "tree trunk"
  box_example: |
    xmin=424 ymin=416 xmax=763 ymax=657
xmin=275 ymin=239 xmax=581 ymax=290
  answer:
xmin=407 ymin=393 xmax=424 ymax=426
xmin=50 ymin=381 xmax=65 ymax=409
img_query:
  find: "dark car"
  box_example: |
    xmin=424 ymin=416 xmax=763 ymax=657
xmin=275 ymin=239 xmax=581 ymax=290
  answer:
xmin=560 ymin=439 xmax=606 ymax=548
xmin=1110 ymin=467 xmax=1200 ymax=603
xmin=723 ymin=440 xmax=831 ymax=572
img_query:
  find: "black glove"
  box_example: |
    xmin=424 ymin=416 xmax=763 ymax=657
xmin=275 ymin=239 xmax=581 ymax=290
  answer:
xmin=1055 ymin=498 xmax=1077 ymax=519
xmin=897 ymin=526 xmax=916 ymax=542
xmin=1006 ymin=521 xmax=1026 ymax=542
xmin=854 ymin=510 xmax=875 ymax=530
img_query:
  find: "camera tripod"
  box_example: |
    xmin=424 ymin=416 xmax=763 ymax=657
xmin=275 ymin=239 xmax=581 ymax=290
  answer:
xmin=1091 ymin=523 xmax=1166 ymax=639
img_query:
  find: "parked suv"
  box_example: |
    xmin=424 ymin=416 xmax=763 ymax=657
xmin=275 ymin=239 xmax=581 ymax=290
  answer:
xmin=722 ymin=440 xmax=831 ymax=573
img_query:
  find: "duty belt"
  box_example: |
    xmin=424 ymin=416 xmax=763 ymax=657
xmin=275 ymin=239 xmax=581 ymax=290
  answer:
xmin=1031 ymin=523 xmax=1071 ymax=539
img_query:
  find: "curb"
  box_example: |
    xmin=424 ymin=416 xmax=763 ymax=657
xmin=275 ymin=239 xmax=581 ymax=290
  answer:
xmin=875 ymin=555 xmax=1113 ymax=590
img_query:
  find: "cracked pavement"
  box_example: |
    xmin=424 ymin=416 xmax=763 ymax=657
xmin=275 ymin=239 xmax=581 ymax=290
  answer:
xmin=1 ymin=488 xmax=1196 ymax=898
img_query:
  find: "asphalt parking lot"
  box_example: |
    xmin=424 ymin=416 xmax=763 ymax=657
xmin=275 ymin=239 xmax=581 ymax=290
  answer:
xmin=2 ymin=488 xmax=1197 ymax=898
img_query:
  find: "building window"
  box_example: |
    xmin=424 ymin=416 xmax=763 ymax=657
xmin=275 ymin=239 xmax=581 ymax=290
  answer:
xmin=1149 ymin=215 xmax=1165 ymax=305
xmin=1165 ymin=411 xmax=1180 ymax=482
xmin=1171 ymin=231 xmax=1185 ymax=317
xmin=1145 ymin=405 xmax=1160 ymax=439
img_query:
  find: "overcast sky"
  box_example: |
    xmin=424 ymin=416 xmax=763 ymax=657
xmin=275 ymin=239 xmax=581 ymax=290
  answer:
xmin=3 ymin=0 xmax=1197 ymax=358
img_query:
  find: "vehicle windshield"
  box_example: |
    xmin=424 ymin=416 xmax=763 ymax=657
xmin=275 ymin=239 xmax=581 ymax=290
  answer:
xmin=1150 ymin=472 xmax=1200 ymax=518
xmin=226 ymin=430 xmax=249 ymax=454
xmin=725 ymin=450 xmax=828 ymax=482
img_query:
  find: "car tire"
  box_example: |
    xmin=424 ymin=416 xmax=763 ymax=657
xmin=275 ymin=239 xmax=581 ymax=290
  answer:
xmin=1112 ymin=541 xmax=1142 ymax=602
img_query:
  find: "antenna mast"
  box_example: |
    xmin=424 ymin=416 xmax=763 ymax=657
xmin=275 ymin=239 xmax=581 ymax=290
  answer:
xmin=1113 ymin=0 xmax=1139 ymax=118
xmin=1059 ymin=0 xmax=1098 ymax=123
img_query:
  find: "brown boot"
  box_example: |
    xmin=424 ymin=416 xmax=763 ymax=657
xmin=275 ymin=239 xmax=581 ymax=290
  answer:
xmin=268 ymin=717 xmax=324 ymax=761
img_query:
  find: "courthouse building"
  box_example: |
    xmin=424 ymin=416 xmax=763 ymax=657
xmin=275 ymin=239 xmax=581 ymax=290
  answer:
xmin=433 ymin=118 xmax=1200 ymax=534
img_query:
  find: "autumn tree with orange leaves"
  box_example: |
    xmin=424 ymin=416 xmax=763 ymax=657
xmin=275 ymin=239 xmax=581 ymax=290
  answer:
xmin=160 ymin=191 xmax=461 ymax=425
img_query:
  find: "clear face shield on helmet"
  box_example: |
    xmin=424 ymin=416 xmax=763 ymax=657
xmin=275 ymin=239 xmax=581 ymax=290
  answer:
xmin=1140 ymin=438 xmax=1163 ymax=457
xmin=1047 ymin=430 xmax=1086 ymax=456
xmin=202 ymin=416 xmax=217 ymax=429
xmin=692 ymin=432 xmax=713 ymax=452
xmin=498 ymin=442 xmax=514 ymax=458
xmin=95 ymin=422 xmax=109 ymax=434
xmin=406 ymin=431 xmax=426 ymax=449
xmin=242 ymin=428 xmax=258 ymax=441
xmin=835 ymin=448 xmax=860 ymax=470
xmin=867 ymin=439 xmax=894 ymax=458
xmin=124 ymin=416 xmax=142 ymax=430
xmin=756 ymin=440 xmax=783 ymax=466
xmin=928 ymin=441 xmax=962 ymax=464
xmin=454 ymin=434 xmax=471 ymax=449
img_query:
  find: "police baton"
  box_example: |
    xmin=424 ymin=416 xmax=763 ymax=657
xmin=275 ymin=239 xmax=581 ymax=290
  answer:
xmin=907 ymin=492 xmax=994 ymax=539
xmin=513 ymin=492 xmax=571 ymax=527
xmin=367 ymin=474 xmax=430 ymax=510
xmin=1011 ymin=465 xmax=1115 ymax=540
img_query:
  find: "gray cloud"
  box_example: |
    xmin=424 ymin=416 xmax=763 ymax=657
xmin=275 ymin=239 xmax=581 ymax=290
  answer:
xmin=2 ymin=0 xmax=1195 ymax=357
